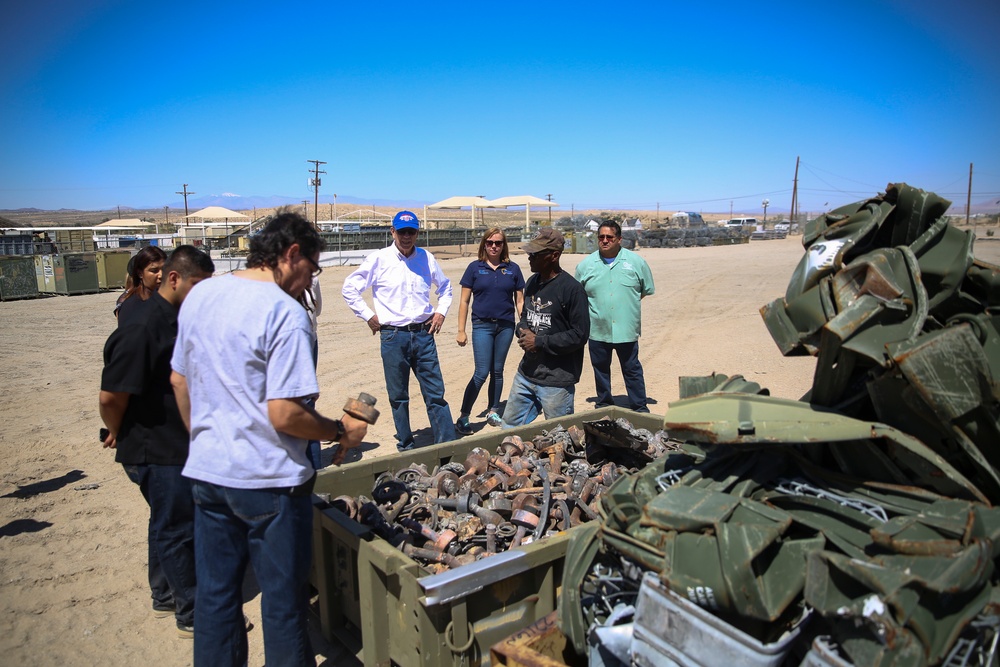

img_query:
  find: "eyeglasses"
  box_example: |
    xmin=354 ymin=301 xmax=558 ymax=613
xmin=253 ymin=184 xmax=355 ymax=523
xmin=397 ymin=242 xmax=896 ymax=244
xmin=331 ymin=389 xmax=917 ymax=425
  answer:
xmin=527 ymin=249 xmax=554 ymax=259
xmin=395 ymin=228 xmax=418 ymax=236
xmin=305 ymin=255 xmax=323 ymax=277
xmin=598 ymin=235 xmax=619 ymax=241
xmin=485 ymin=240 xmax=505 ymax=246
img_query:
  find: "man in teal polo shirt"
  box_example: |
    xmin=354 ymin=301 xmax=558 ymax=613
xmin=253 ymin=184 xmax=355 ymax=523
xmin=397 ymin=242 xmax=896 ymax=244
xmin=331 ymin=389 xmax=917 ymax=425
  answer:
xmin=574 ymin=221 xmax=655 ymax=412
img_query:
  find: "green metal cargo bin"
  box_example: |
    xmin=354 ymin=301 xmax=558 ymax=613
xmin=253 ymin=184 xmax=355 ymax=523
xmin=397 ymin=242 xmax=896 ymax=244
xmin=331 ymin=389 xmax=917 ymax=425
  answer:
xmin=95 ymin=250 xmax=132 ymax=290
xmin=51 ymin=252 xmax=100 ymax=295
xmin=0 ymin=255 xmax=40 ymax=301
xmin=311 ymin=406 xmax=665 ymax=667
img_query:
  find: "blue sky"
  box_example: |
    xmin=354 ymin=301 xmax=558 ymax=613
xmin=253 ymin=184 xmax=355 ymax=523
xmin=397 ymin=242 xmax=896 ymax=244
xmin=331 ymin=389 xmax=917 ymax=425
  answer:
xmin=2 ymin=0 xmax=998 ymax=215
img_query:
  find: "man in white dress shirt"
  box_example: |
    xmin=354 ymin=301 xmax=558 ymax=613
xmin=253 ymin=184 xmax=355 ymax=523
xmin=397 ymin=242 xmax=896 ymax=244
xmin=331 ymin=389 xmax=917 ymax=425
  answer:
xmin=342 ymin=210 xmax=457 ymax=451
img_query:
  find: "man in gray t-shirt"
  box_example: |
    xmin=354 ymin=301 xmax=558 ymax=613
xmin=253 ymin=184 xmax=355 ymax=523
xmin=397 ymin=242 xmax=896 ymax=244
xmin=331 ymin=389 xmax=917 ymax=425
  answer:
xmin=171 ymin=211 xmax=367 ymax=666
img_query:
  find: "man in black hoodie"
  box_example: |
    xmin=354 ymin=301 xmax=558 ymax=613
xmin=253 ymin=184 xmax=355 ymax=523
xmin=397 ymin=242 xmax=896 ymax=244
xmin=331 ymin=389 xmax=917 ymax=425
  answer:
xmin=502 ymin=227 xmax=590 ymax=426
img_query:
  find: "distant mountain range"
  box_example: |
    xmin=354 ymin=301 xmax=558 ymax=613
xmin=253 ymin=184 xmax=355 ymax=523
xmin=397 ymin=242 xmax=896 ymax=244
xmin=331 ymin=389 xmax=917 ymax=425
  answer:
xmin=2 ymin=194 xmax=998 ymax=216
xmin=165 ymin=193 xmax=427 ymax=213
xmin=0 ymin=194 xmax=428 ymax=216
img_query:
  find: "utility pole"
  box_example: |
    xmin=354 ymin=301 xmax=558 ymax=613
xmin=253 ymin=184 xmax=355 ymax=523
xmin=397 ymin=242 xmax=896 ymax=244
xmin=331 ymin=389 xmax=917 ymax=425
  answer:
xmin=302 ymin=200 xmax=309 ymax=217
xmin=656 ymin=202 xmax=660 ymax=226
xmin=176 ymin=184 xmax=195 ymax=225
xmin=334 ymin=194 xmax=338 ymax=221
xmin=546 ymin=193 xmax=554 ymax=225
xmin=790 ymin=156 xmax=800 ymax=226
xmin=966 ymin=162 xmax=973 ymax=228
xmin=307 ymin=159 xmax=327 ymax=228
xmin=162 ymin=205 xmax=168 ymax=234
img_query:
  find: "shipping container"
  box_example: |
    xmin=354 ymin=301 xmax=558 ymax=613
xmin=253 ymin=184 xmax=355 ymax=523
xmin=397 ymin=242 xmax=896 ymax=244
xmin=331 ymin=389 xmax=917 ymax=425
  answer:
xmin=95 ymin=251 xmax=132 ymax=290
xmin=0 ymin=256 xmax=40 ymax=301
xmin=51 ymin=252 xmax=100 ymax=295
xmin=311 ymin=406 xmax=665 ymax=667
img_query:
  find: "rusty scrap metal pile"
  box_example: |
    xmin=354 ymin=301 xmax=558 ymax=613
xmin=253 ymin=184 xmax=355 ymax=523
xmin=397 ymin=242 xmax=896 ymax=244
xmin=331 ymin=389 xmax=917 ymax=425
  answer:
xmin=327 ymin=420 xmax=679 ymax=574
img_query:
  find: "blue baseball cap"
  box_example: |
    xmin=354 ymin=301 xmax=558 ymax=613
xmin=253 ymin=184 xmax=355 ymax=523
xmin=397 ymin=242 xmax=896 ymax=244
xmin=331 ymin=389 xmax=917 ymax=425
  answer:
xmin=392 ymin=210 xmax=419 ymax=230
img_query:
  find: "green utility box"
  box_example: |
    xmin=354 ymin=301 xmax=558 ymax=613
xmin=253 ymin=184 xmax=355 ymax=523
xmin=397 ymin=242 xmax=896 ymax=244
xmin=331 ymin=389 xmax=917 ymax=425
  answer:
xmin=50 ymin=253 xmax=100 ymax=295
xmin=0 ymin=255 xmax=40 ymax=301
xmin=311 ymin=407 xmax=665 ymax=667
xmin=95 ymin=250 xmax=132 ymax=290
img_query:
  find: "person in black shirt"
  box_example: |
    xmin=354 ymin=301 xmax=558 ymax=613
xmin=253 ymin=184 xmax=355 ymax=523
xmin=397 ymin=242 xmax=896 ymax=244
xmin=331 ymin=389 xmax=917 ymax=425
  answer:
xmin=502 ymin=228 xmax=590 ymax=427
xmin=99 ymin=245 xmax=214 ymax=638
xmin=116 ymin=245 xmax=167 ymax=325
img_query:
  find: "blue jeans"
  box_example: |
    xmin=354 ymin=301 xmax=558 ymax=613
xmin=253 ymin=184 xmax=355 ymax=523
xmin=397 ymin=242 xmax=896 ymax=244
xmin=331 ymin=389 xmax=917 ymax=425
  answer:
xmin=191 ymin=480 xmax=314 ymax=667
xmin=380 ymin=328 xmax=456 ymax=449
xmin=123 ymin=463 xmax=196 ymax=627
xmin=501 ymin=371 xmax=576 ymax=427
xmin=460 ymin=318 xmax=515 ymax=416
xmin=588 ymin=340 xmax=649 ymax=412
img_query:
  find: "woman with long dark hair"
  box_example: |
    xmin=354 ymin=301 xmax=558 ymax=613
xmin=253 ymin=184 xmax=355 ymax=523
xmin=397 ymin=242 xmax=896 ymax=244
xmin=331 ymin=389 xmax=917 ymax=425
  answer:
xmin=115 ymin=246 xmax=167 ymax=322
xmin=454 ymin=227 xmax=525 ymax=433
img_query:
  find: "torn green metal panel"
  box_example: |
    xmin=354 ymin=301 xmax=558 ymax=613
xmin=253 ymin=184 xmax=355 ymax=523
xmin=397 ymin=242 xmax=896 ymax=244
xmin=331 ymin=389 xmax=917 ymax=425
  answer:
xmin=677 ymin=373 xmax=768 ymax=399
xmin=662 ymin=392 xmax=987 ymax=503
xmin=805 ymin=544 xmax=994 ymax=666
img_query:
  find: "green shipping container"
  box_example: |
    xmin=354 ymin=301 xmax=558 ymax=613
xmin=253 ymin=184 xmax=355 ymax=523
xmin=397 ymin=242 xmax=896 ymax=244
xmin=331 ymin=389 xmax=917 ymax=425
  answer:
xmin=0 ymin=255 xmax=40 ymax=301
xmin=51 ymin=253 xmax=100 ymax=295
xmin=311 ymin=406 xmax=666 ymax=667
xmin=95 ymin=250 xmax=132 ymax=290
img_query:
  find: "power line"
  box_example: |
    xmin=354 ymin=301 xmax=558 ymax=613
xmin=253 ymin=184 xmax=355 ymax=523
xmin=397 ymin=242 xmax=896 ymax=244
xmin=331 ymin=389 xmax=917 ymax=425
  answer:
xmin=175 ymin=184 xmax=195 ymax=223
xmin=307 ymin=160 xmax=327 ymax=227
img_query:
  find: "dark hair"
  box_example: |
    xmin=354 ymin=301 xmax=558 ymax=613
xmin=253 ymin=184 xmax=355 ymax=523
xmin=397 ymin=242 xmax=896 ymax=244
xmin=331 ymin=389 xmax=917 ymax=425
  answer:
xmin=246 ymin=208 xmax=323 ymax=270
xmin=477 ymin=227 xmax=510 ymax=262
xmin=165 ymin=245 xmax=215 ymax=277
xmin=129 ymin=246 xmax=167 ymax=285
xmin=599 ymin=221 xmax=622 ymax=238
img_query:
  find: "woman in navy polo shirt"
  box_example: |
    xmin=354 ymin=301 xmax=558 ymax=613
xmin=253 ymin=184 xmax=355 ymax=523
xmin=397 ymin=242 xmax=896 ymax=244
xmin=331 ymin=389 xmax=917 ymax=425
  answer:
xmin=455 ymin=228 xmax=525 ymax=433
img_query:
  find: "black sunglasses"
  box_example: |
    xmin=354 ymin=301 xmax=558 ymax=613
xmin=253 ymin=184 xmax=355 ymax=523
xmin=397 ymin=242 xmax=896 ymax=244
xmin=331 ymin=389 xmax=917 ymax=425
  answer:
xmin=305 ymin=255 xmax=323 ymax=277
xmin=395 ymin=228 xmax=418 ymax=236
xmin=485 ymin=239 xmax=505 ymax=246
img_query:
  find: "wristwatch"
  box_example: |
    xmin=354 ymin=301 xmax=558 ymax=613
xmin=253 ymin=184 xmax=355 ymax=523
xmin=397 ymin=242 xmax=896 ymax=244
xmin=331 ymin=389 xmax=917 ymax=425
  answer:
xmin=332 ymin=419 xmax=346 ymax=442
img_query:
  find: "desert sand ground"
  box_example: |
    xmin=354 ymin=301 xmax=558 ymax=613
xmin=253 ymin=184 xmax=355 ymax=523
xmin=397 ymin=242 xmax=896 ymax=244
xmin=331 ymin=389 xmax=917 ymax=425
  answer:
xmin=1 ymin=235 xmax=997 ymax=666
